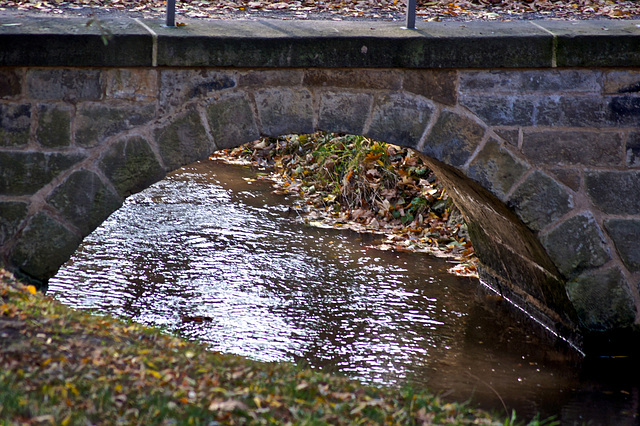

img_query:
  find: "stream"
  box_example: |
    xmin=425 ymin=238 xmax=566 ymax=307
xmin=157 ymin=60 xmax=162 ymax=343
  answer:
xmin=48 ymin=160 xmax=639 ymax=425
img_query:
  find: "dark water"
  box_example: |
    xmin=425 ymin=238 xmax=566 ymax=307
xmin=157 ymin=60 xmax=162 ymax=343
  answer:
xmin=48 ymin=160 xmax=639 ymax=425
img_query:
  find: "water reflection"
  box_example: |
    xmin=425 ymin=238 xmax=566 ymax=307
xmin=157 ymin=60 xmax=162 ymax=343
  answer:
xmin=49 ymin=160 xmax=638 ymax=424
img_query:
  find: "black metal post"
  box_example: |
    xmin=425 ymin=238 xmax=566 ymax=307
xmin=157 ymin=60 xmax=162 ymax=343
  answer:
xmin=405 ymin=0 xmax=416 ymax=29
xmin=166 ymin=0 xmax=176 ymax=27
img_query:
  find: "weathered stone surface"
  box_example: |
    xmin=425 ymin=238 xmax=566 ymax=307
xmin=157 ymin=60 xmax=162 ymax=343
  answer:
xmin=493 ymin=128 xmax=519 ymax=146
xmin=459 ymin=69 xmax=600 ymax=93
xmin=10 ymin=212 xmax=82 ymax=281
xmin=508 ymin=171 xmax=573 ymax=232
xmin=522 ymin=130 xmax=623 ymax=167
xmin=626 ymin=131 xmax=640 ymax=167
xmin=549 ymin=168 xmax=581 ymax=192
xmin=206 ymin=93 xmax=260 ymax=149
xmin=254 ymin=88 xmax=314 ymax=136
xmin=402 ymin=69 xmax=457 ymax=106
xmin=366 ymin=93 xmax=433 ymax=149
xmin=317 ymin=91 xmax=372 ymax=135
xmin=603 ymin=70 xmax=640 ymax=94
xmin=0 ymin=152 xmax=85 ymax=196
xmin=0 ymin=103 xmax=30 ymax=147
xmin=604 ymin=219 xmax=640 ymax=272
xmin=154 ymin=108 xmax=213 ymax=170
xmin=27 ymin=69 xmax=102 ymax=101
xmin=466 ymin=137 xmax=529 ymax=200
xmin=75 ymin=102 xmax=156 ymax=148
xmin=100 ymin=136 xmax=165 ymax=198
xmin=0 ymin=69 xmax=21 ymax=98
xmin=607 ymin=95 xmax=640 ymax=126
xmin=105 ymin=69 xmax=157 ymax=101
xmin=304 ymin=69 xmax=401 ymax=91
xmin=47 ymin=169 xmax=122 ymax=236
xmin=540 ymin=213 xmax=611 ymax=280
xmin=585 ymin=170 xmax=640 ymax=215
xmin=0 ymin=201 xmax=28 ymax=246
xmin=238 ymin=69 xmax=303 ymax=87
xmin=421 ymin=110 xmax=484 ymax=167
xmin=460 ymin=94 xmax=536 ymax=127
xmin=158 ymin=69 xmax=236 ymax=114
xmin=36 ymin=103 xmax=72 ymax=148
xmin=566 ymin=267 xmax=636 ymax=332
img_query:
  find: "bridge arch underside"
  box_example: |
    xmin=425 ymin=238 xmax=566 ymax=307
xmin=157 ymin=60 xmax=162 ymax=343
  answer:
xmin=2 ymin=66 xmax=640 ymax=354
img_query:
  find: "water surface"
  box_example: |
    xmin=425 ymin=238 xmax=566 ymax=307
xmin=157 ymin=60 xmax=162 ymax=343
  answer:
xmin=49 ymin=160 xmax=639 ymax=424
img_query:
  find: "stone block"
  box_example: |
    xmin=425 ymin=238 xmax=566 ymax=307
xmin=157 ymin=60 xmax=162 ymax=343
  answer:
xmin=100 ymin=136 xmax=165 ymax=198
xmin=493 ymin=128 xmax=519 ymax=147
xmin=75 ymin=102 xmax=156 ymax=148
xmin=607 ymin=95 xmax=640 ymax=127
xmin=466 ymin=137 xmax=529 ymax=200
xmin=317 ymin=91 xmax=372 ymax=135
xmin=626 ymin=132 xmax=640 ymax=167
xmin=154 ymin=108 xmax=213 ymax=170
xmin=158 ymin=69 xmax=236 ymax=114
xmin=303 ymin=69 xmax=401 ymax=91
xmin=566 ymin=267 xmax=636 ymax=332
xmin=0 ymin=103 xmax=30 ymax=147
xmin=459 ymin=69 xmax=600 ymax=93
xmin=10 ymin=212 xmax=83 ymax=281
xmin=402 ymin=70 xmax=457 ymax=106
xmin=206 ymin=93 xmax=260 ymax=149
xmin=36 ymin=103 xmax=72 ymax=148
xmin=460 ymin=94 xmax=536 ymax=126
xmin=0 ymin=151 xmax=85 ymax=196
xmin=105 ymin=69 xmax=158 ymax=101
xmin=585 ymin=170 xmax=640 ymax=215
xmin=366 ymin=93 xmax=433 ymax=148
xmin=421 ymin=110 xmax=484 ymax=167
xmin=27 ymin=69 xmax=102 ymax=101
xmin=508 ymin=170 xmax=573 ymax=232
xmin=238 ymin=70 xmax=303 ymax=87
xmin=0 ymin=201 xmax=28 ymax=246
xmin=549 ymin=169 xmax=581 ymax=192
xmin=47 ymin=169 xmax=122 ymax=236
xmin=540 ymin=213 xmax=611 ymax=280
xmin=0 ymin=69 xmax=22 ymax=99
xmin=522 ymin=130 xmax=623 ymax=167
xmin=603 ymin=70 xmax=640 ymax=95
xmin=604 ymin=219 xmax=640 ymax=273
xmin=254 ymin=88 xmax=314 ymax=136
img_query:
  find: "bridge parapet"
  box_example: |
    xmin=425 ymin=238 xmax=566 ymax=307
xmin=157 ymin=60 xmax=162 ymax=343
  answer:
xmin=1 ymin=15 xmax=639 ymax=353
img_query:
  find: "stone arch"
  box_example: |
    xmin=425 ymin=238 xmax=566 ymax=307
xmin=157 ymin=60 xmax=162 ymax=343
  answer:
xmin=2 ymin=66 xmax=639 ymax=353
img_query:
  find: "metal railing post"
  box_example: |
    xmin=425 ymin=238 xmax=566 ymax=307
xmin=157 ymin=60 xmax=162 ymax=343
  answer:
xmin=405 ymin=0 xmax=416 ymax=29
xmin=166 ymin=0 xmax=176 ymax=27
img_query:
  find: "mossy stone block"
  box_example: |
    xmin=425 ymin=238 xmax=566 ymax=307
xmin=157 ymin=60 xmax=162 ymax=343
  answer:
xmin=10 ymin=212 xmax=82 ymax=281
xmin=0 ymin=103 xmax=31 ymax=147
xmin=47 ymin=169 xmax=122 ymax=236
xmin=366 ymin=93 xmax=433 ymax=149
xmin=75 ymin=103 xmax=155 ymax=147
xmin=254 ymin=88 xmax=314 ymax=137
xmin=154 ymin=108 xmax=213 ymax=170
xmin=422 ymin=110 xmax=484 ymax=167
xmin=206 ymin=93 xmax=259 ymax=149
xmin=566 ymin=267 xmax=637 ymax=332
xmin=36 ymin=103 xmax=72 ymax=148
xmin=0 ymin=201 xmax=28 ymax=246
xmin=604 ymin=218 xmax=640 ymax=272
xmin=318 ymin=91 xmax=372 ymax=135
xmin=100 ymin=136 xmax=165 ymax=198
xmin=0 ymin=152 xmax=85 ymax=196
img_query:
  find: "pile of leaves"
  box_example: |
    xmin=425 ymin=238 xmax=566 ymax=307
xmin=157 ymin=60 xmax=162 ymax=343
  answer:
xmin=212 ymin=133 xmax=477 ymax=276
xmin=1 ymin=269 xmax=517 ymax=424
xmin=0 ymin=0 xmax=638 ymax=21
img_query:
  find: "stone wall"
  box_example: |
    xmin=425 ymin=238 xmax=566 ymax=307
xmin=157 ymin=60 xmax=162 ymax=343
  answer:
xmin=1 ymin=65 xmax=640 ymax=352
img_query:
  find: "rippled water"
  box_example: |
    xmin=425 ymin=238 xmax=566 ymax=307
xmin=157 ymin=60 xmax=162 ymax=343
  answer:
xmin=49 ymin=160 xmax=639 ymax=424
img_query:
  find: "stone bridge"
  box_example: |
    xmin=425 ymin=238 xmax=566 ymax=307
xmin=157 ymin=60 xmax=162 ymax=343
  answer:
xmin=1 ymin=15 xmax=640 ymax=354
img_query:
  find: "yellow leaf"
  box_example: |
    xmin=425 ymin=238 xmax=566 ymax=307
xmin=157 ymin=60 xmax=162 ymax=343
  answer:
xmin=26 ymin=285 xmax=36 ymax=294
xmin=148 ymin=369 xmax=162 ymax=379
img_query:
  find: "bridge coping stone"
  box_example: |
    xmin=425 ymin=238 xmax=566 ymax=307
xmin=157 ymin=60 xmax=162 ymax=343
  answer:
xmin=0 ymin=16 xmax=639 ymax=68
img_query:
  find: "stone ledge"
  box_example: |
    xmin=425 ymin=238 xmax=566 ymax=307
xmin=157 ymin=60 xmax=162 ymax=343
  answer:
xmin=1 ymin=15 xmax=639 ymax=68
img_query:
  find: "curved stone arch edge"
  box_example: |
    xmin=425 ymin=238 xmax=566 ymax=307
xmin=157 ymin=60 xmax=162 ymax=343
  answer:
xmin=2 ymin=73 xmax=638 ymax=352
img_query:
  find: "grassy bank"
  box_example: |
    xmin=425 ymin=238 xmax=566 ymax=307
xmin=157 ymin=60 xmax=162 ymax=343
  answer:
xmin=0 ymin=270 xmax=518 ymax=425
